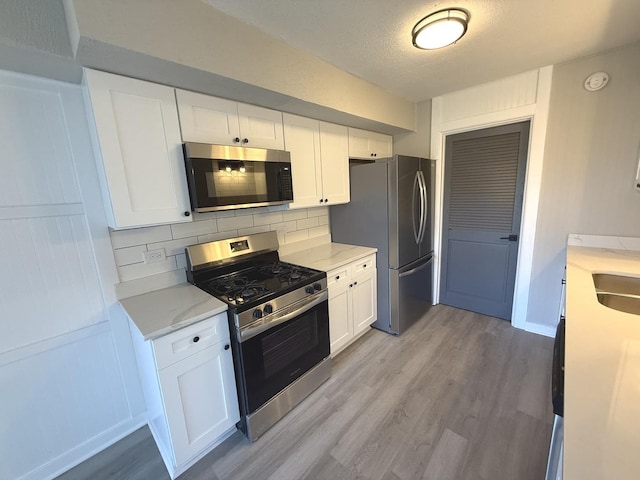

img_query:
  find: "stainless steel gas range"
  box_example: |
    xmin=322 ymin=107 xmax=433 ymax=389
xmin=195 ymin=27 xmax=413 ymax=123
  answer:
xmin=186 ymin=231 xmax=331 ymax=441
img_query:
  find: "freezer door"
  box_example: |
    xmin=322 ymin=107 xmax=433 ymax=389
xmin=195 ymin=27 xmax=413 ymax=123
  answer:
xmin=388 ymin=254 xmax=433 ymax=334
xmin=389 ymin=155 xmax=421 ymax=268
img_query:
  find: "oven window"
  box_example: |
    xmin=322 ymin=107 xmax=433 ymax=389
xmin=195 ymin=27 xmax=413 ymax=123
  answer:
xmin=262 ymin=315 xmax=319 ymax=379
xmin=240 ymin=301 xmax=329 ymax=413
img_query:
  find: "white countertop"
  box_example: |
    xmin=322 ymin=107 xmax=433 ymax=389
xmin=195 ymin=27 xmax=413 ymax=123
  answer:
xmin=120 ymin=283 xmax=228 ymax=340
xmin=565 ymin=243 xmax=640 ymax=479
xmin=281 ymin=242 xmax=377 ymax=272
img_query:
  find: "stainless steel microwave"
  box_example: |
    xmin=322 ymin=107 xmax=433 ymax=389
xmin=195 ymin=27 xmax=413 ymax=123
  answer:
xmin=183 ymin=142 xmax=293 ymax=213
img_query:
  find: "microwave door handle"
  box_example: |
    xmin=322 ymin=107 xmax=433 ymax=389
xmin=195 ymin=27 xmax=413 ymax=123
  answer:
xmin=412 ymin=171 xmax=420 ymax=244
xmin=239 ymin=290 xmax=328 ymax=342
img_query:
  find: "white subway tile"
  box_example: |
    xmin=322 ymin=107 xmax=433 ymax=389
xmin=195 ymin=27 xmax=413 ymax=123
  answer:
xmin=297 ymin=217 xmax=319 ymax=229
xmin=318 ymin=215 xmax=329 ymax=226
xmin=175 ymin=253 xmax=187 ymax=270
xmin=285 ymin=229 xmax=309 ymax=244
xmin=170 ymin=219 xmax=217 ymax=239
xmin=268 ymin=204 xmax=288 ymax=212
xmin=282 ymin=210 xmax=308 ymax=221
xmin=148 ymin=236 xmax=198 ymax=256
xmin=117 ymin=257 xmax=177 ymax=282
xmin=309 ymin=224 xmax=330 ymax=238
xmin=307 ymin=206 xmax=329 ymax=217
xmin=235 ymin=207 xmax=266 ymax=216
xmin=217 ymin=215 xmax=254 ymax=231
xmin=114 ymin=245 xmax=147 ymax=267
xmin=237 ymin=225 xmax=270 ymax=236
xmin=114 ymin=270 xmax=186 ymax=299
xmin=270 ymin=221 xmax=298 ymax=233
xmin=110 ymin=225 xmax=172 ymax=249
xmin=253 ymin=211 xmax=284 ymax=226
xmin=197 ymin=231 xmax=237 ymax=243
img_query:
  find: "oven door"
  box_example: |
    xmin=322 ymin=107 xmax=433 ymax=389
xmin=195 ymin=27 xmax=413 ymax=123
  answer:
xmin=237 ymin=291 xmax=329 ymax=414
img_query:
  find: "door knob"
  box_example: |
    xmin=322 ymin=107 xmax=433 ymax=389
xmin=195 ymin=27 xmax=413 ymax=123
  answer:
xmin=500 ymin=234 xmax=518 ymax=241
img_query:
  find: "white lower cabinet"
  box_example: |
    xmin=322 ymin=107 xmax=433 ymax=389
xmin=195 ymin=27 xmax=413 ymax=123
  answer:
xmin=130 ymin=313 xmax=239 ymax=479
xmin=327 ymin=254 xmax=377 ymax=356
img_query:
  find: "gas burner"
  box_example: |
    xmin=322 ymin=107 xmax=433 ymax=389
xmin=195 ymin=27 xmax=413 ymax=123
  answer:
xmin=259 ymin=263 xmax=288 ymax=275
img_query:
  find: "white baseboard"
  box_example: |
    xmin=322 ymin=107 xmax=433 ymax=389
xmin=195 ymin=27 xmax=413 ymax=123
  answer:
xmin=523 ymin=321 xmax=556 ymax=338
xmin=25 ymin=414 xmax=147 ymax=480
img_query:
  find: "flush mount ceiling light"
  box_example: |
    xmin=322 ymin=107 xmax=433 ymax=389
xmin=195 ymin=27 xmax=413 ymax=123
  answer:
xmin=412 ymin=8 xmax=469 ymax=50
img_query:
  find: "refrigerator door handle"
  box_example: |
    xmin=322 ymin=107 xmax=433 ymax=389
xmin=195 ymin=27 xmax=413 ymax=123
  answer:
xmin=417 ymin=170 xmax=427 ymax=243
xmin=398 ymin=256 xmax=433 ymax=278
xmin=412 ymin=171 xmax=420 ymax=244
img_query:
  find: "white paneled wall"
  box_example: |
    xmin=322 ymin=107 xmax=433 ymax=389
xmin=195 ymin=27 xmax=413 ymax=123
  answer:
xmin=0 ymin=70 xmax=144 ymax=480
xmin=110 ymin=205 xmax=330 ymax=288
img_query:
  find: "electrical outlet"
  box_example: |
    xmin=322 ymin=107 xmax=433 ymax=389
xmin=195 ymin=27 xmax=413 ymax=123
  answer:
xmin=143 ymin=248 xmax=166 ymax=264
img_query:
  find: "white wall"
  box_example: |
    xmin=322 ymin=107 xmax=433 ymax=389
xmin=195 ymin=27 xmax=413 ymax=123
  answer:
xmin=431 ymin=67 xmax=554 ymax=335
xmin=527 ymin=42 xmax=640 ymax=329
xmin=110 ymin=206 xmax=331 ymax=299
xmin=62 ymin=0 xmax=415 ymax=134
xmin=393 ymin=100 xmax=432 ymax=157
xmin=0 ymin=70 xmax=145 ymax=480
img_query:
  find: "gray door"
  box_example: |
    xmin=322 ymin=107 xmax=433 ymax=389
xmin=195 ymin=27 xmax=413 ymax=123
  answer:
xmin=440 ymin=121 xmax=530 ymax=320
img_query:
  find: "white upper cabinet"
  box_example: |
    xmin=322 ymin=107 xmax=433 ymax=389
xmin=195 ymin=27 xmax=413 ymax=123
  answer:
xmin=283 ymin=114 xmax=349 ymax=208
xmin=83 ymin=69 xmax=192 ymax=229
xmin=348 ymin=127 xmax=393 ymax=159
xmin=176 ymin=90 xmax=284 ymax=150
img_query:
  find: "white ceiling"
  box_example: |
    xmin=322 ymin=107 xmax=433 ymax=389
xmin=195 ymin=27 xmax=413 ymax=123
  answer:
xmin=202 ymin=0 xmax=640 ymax=102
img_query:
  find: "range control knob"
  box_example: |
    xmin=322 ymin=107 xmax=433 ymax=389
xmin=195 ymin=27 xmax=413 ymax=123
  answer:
xmin=305 ymin=285 xmax=315 ymax=294
xmin=263 ymin=304 xmax=273 ymax=315
xmin=253 ymin=308 xmax=263 ymax=319
xmin=313 ymin=282 xmax=322 ymax=291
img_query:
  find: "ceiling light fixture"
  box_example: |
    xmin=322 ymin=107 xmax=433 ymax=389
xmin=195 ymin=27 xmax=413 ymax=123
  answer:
xmin=412 ymin=8 xmax=469 ymax=50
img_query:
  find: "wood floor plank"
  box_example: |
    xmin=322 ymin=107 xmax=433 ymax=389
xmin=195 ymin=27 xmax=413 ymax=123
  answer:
xmin=56 ymin=305 xmax=554 ymax=480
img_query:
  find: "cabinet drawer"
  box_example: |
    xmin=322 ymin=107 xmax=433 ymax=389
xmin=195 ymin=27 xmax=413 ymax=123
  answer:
xmin=352 ymin=254 xmax=376 ymax=277
xmin=327 ymin=266 xmax=350 ymax=287
xmin=153 ymin=313 xmax=229 ymax=369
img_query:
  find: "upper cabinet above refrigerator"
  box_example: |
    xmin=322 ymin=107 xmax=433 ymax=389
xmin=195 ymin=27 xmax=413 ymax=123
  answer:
xmin=176 ymin=90 xmax=284 ymax=150
xmin=348 ymin=127 xmax=393 ymax=159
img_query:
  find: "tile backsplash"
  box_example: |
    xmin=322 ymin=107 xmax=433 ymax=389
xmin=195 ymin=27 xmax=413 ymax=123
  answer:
xmin=110 ymin=205 xmax=330 ymax=296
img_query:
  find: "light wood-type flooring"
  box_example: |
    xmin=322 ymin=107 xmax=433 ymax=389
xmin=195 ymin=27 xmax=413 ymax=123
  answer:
xmin=58 ymin=305 xmax=554 ymax=480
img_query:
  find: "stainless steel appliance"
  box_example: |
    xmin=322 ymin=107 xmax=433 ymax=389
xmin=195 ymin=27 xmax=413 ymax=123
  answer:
xmin=546 ymin=315 xmax=565 ymax=480
xmin=186 ymin=232 xmax=330 ymax=441
xmin=183 ymin=142 xmax=293 ymax=212
xmin=331 ymin=156 xmax=435 ymax=334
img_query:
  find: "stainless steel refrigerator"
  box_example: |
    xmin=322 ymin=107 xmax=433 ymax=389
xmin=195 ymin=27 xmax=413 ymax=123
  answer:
xmin=330 ymin=155 xmax=434 ymax=335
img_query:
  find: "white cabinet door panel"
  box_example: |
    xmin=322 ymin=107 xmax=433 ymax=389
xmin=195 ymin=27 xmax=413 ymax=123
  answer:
xmin=283 ymin=114 xmax=323 ymax=208
xmin=352 ymin=271 xmax=377 ymax=336
xmin=176 ymin=90 xmax=240 ymax=145
xmin=237 ymin=103 xmax=284 ymax=149
xmin=84 ymin=70 xmax=191 ymax=228
xmin=319 ymin=122 xmax=350 ymax=205
xmin=158 ymin=342 xmax=239 ymax=466
xmin=328 ymin=282 xmax=352 ymax=356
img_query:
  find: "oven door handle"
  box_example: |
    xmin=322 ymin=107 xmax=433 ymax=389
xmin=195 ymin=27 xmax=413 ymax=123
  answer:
xmin=239 ymin=290 xmax=328 ymax=342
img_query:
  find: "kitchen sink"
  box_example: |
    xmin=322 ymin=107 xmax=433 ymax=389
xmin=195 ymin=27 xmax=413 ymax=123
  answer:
xmin=596 ymin=293 xmax=640 ymax=315
xmin=593 ymin=273 xmax=640 ymax=296
xmin=593 ymin=273 xmax=640 ymax=315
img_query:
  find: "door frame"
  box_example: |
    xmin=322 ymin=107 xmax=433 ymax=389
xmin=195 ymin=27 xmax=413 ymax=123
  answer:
xmin=430 ymin=66 xmax=554 ymax=334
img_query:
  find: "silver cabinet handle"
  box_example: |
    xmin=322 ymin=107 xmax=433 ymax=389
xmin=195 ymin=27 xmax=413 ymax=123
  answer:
xmin=412 ymin=171 xmax=420 ymax=244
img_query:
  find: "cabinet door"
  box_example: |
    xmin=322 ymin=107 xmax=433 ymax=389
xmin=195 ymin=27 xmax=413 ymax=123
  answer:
xmin=348 ymin=127 xmax=392 ymax=159
xmin=352 ymin=270 xmax=377 ymax=336
xmin=158 ymin=342 xmax=239 ymax=466
xmin=176 ymin=90 xmax=241 ymax=145
xmin=237 ymin=103 xmax=284 ymax=150
xmin=328 ymin=282 xmax=352 ymax=356
xmin=370 ymin=131 xmax=393 ymax=158
xmin=319 ymin=122 xmax=350 ymax=205
xmin=84 ymin=69 xmax=192 ymax=228
xmin=283 ymin=113 xmax=323 ymax=208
